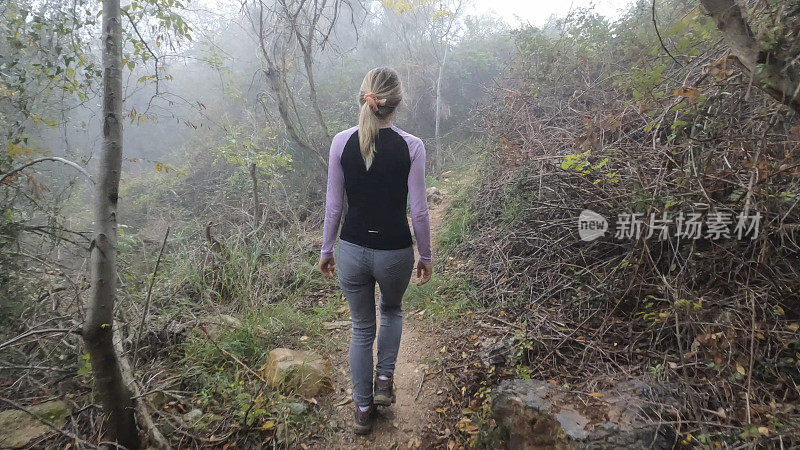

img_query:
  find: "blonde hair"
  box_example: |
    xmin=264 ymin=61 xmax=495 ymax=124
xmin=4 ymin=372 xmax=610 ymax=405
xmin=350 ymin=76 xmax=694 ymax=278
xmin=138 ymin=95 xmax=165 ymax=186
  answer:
xmin=358 ymin=67 xmax=402 ymax=170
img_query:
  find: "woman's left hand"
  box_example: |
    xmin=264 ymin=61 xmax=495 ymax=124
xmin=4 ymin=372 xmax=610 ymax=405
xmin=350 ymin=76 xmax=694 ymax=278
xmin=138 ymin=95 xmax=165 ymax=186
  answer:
xmin=415 ymin=261 xmax=432 ymax=286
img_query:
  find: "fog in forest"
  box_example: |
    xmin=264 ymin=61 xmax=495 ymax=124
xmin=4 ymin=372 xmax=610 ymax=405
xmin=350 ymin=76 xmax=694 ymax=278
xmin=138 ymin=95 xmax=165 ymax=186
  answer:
xmin=2 ymin=0 xmax=800 ymax=447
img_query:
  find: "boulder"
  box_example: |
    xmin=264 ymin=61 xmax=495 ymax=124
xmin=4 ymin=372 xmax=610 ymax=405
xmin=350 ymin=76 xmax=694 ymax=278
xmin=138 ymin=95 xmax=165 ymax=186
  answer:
xmin=192 ymin=314 xmax=242 ymax=340
xmin=427 ymin=187 xmax=444 ymax=204
xmin=261 ymin=348 xmax=333 ymax=398
xmin=478 ymin=336 xmax=516 ymax=367
xmin=183 ymin=408 xmax=203 ymax=424
xmin=0 ymin=400 xmax=70 ymax=448
xmin=491 ymin=379 xmax=677 ymax=449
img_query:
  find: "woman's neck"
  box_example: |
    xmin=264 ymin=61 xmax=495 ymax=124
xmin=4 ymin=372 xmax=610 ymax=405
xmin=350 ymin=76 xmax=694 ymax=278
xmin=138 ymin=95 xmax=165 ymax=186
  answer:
xmin=378 ymin=120 xmax=393 ymax=129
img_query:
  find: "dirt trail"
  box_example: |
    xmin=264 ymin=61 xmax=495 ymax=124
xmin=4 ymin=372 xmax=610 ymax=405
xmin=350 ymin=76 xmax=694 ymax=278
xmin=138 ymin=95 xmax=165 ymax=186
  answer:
xmin=322 ymin=187 xmax=450 ymax=449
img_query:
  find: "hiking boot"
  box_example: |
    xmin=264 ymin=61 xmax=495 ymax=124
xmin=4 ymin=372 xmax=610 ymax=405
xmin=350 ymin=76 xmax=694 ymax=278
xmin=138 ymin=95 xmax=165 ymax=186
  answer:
xmin=374 ymin=375 xmax=395 ymax=406
xmin=353 ymin=403 xmax=376 ymax=435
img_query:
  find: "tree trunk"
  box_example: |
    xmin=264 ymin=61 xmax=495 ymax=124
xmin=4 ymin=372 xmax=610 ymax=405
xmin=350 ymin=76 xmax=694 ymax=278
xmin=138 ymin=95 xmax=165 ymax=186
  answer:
xmin=255 ymin=4 xmax=327 ymax=175
xmin=699 ymin=0 xmax=800 ymax=114
xmin=297 ymin=43 xmax=331 ymax=145
xmin=263 ymin=61 xmax=327 ymax=173
xmin=83 ymin=0 xmax=140 ymax=448
xmin=250 ymin=162 xmax=261 ymax=226
xmin=434 ymin=44 xmax=448 ymax=173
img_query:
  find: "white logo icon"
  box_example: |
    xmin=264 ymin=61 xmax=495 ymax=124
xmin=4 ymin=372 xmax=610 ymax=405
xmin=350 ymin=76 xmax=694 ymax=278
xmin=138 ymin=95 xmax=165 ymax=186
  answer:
xmin=578 ymin=209 xmax=608 ymax=241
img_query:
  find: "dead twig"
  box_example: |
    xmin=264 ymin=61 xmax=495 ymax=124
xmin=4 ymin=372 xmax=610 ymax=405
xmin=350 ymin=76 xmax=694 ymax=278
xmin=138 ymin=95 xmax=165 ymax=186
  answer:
xmin=197 ymin=324 xmax=266 ymax=382
xmin=132 ymin=226 xmax=171 ymax=370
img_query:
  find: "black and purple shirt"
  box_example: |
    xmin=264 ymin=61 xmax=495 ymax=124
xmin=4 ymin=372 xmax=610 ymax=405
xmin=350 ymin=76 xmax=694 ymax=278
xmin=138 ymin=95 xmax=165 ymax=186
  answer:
xmin=321 ymin=124 xmax=432 ymax=264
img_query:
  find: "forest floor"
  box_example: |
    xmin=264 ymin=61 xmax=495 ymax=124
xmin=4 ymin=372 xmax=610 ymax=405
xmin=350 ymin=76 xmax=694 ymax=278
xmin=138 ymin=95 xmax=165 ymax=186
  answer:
xmin=320 ymin=186 xmax=453 ymax=448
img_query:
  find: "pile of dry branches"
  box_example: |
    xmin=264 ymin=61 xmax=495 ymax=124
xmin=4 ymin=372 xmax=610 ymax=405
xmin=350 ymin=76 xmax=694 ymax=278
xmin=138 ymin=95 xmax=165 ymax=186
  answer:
xmin=457 ymin=32 xmax=800 ymax=445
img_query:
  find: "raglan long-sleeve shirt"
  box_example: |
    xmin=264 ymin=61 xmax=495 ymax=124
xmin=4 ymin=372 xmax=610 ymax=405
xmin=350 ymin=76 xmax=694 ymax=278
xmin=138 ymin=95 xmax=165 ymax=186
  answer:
xmin=321 ymin=124 xmax=432 ymax=264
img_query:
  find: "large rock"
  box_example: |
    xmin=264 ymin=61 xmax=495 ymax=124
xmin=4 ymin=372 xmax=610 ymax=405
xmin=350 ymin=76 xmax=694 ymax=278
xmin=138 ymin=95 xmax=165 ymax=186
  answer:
xmin=0 ymin=400 xmax=70 ymax=448
xmin=478 ymin=336 xmax=516 ymax=367
xmin=427 ymin=186 xmax=444 ymax=204
xmin=261 ymin=348 xmax=333 ymax=398
xmin=491 ymin=379 xmax=677 ymax=449
xmin=191 ymin=314 xmax=242 ymax=341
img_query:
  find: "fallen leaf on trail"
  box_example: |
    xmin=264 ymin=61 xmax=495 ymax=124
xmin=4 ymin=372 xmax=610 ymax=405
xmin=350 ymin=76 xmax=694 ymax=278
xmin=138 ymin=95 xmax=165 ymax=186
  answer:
xmin=736 ymin=363 xmax=746 ymax=375
xmin=788 ymin=323 xmax=799 ymax=332
xmin=673 ymin=86 xmax=701 ymax=100
xmin=436 ymin=408 xmax=446 ymax=413
xmin=262 ymin=421 xmax=275 ymax=430
xmin=589 ymin=392 xmax=603 ymax=398
xmin=758 ymin=427 xmax=770 ymax=435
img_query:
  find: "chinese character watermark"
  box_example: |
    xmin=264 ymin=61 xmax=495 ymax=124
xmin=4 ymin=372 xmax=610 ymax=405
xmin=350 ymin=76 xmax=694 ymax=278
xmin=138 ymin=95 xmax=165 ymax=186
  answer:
xmin=578 ymin=209 xmax=761 ymax=242
xmin=578 ymin=209 xmax=608 ymax=241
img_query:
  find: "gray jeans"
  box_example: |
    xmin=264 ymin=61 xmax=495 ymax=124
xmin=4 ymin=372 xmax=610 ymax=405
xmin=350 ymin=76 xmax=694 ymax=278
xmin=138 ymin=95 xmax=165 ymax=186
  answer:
xmin=336 ymin=239 xmax=414 ymax=407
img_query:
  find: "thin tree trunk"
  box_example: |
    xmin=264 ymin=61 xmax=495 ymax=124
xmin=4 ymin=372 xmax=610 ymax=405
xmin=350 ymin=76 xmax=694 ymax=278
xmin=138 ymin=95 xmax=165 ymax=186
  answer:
xmin=434 ymin=44 xmax=448 ymax=172
xmin=699 ymin=0 xmax=800 ymax=114
xmin=301 ymin=51 xmax=331 ymax=144
xmin=256 ymin=4 xmax=327 ymax=174
xmin=250 ymin=162 xmax=261 ymax=226
xmin=83 ymin=0 xmax=140 ymax=448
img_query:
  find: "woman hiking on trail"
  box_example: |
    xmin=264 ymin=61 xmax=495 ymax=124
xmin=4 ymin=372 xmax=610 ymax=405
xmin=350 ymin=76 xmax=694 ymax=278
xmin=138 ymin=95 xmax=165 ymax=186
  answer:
xmin=318 ymin=67 xmax=433 ymax=435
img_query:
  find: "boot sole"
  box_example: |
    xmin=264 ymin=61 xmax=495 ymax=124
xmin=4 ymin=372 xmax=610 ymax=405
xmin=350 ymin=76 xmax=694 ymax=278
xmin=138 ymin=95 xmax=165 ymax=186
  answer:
xmin=354 ymin=423 xmax=373 ymax=435
xmin=374 ymin=394 xmax=395 ymax=406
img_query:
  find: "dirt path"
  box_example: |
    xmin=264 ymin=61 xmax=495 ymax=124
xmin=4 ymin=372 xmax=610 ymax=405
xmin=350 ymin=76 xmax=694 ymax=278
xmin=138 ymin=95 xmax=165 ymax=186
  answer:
xmin=321 ymin=187 xmax=450 ymax=449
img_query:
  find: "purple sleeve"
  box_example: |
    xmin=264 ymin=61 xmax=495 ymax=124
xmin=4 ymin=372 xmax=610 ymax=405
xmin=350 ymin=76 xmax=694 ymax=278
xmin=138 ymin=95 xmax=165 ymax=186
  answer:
xmin=321 ymin=133 xmax=346 ymax=259
xmin=408 ymin=138 xmax=432 ymax=264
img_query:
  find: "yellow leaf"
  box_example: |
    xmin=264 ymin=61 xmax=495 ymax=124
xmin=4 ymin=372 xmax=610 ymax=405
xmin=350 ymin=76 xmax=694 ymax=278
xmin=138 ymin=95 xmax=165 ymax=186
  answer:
xmin=261 ymin=421 xmax=275 ymax=430
xmin=673 ymin=86 xmax=700 ymax=100
xmin=589 ymin=392 xmax=603 ymax=398
xmin=758 ymin=426 xmax=769 ymax=435
xmin=788 ymin=323 xmax=799 ymax=332
xmin=435 ymin=408 xmax=445 ymax=414
xmin=736 ymin=363 xmax=746 ymax=375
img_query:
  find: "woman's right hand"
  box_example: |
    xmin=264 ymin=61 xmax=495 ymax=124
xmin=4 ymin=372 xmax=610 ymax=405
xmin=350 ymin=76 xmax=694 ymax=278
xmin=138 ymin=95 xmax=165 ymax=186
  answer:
xmin=319 ymin=256 xmax=336 ymax=278
xmin=415 ymin=261 xmax=432 ymax=285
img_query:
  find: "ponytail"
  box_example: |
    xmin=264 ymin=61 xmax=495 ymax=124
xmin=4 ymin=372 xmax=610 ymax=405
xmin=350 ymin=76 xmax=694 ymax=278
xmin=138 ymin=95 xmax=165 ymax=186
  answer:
xmin=357 ymin=67 xmax=402 ymax=170
xmin=358 ymin=100 xmax=380 ymax=170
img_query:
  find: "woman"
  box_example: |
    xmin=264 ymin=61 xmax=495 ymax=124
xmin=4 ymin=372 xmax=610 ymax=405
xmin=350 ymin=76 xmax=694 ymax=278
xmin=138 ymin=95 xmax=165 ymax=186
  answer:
xmin=318 ymin=67 xmax=433 ymax=435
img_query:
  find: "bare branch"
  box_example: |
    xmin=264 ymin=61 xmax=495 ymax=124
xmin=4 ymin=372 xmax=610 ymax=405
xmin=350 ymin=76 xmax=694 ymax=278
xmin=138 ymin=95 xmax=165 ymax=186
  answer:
xmin=1 ymin=157 xmax=94 ymax=186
